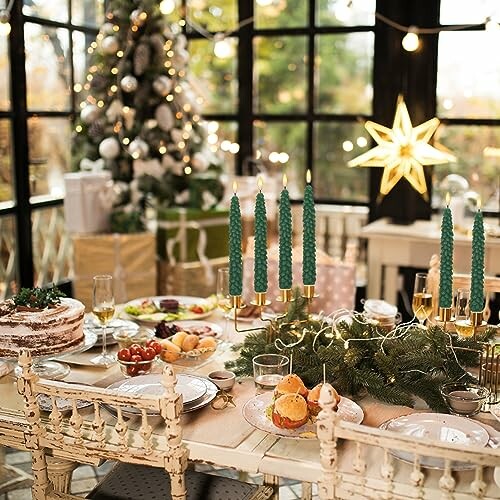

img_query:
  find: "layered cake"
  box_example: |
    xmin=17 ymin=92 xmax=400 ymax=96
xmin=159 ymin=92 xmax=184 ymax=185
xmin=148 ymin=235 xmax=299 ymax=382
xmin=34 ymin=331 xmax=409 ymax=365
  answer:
xmin=0 ymin=290 xmax=85 ymax=358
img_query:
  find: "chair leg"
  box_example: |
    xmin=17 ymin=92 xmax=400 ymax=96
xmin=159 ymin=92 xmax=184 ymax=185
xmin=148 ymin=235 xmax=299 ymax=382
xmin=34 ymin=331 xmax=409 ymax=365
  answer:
xmin=46 ymin=456 xmax=78 ymax=494
xmin=31 ymin=449 xmax=50 ymax=500
xmin=263 ymin=474 xmax=280 ymax=500
xmin=169 ymin=472 xmax=186 ymax=500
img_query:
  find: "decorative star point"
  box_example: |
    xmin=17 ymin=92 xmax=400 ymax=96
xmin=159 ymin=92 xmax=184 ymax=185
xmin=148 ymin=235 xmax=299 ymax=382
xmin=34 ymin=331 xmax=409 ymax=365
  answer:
xmin=348 ymin=96 xmax=456 ymax=199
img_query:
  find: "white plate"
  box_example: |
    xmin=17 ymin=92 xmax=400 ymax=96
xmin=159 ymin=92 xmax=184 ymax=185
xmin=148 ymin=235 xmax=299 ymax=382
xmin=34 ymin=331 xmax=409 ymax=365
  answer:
xmin=85 ymin=319 xmax=139 ymax=346
xmin=381 ymin=413 xmax=489 ymax=469
xmin=183 ymin=378 xmax=218 ymax=413
xmin=242 ymin=392 xmax=363 ymax=440
xmin=123 ymin=296 xmax=216 ymax=325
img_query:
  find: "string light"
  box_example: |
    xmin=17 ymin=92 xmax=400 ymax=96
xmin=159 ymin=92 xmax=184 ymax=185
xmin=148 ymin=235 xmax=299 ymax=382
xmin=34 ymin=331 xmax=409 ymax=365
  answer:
xmin=402 ymin=26 xmax=420 ymax=52
xmin=159 ymin=0 xmax=176 ymax=15
xmin=213 ymin=34 xmax=234 ymax=59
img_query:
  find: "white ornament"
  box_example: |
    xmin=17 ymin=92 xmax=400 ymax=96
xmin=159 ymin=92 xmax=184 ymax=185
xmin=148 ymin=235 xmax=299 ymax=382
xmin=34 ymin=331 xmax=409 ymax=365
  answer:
xmin=98 ymin=137 xmax=120 ymax=160
xmin=101 ymin=36 xmax=119 ymax=55
xmin=171 ymin=128 xmax=184 ymax=145
xmin=133 ymin=159 xmax=164 ymax=180
xmin=80 ymin=157 xmax=105 ymax=172
xmin=155 ymin=104 xmax=174 ymax=131
xmin=101 ymin=23 xmax=115 ymax=35
xmin=106 ymin=99 xmax=123 ymax=122
xmin=152 ymin=75 xmax=173 ymax=97
xmin=130 ymin=9 xmax=146 ymax=26
xmin=128 ymin=138 xmax=149 ymax=159
xmin=80 ymin=104 xmax=100 ymax=124
xmin=120 ymin=75 xmax=138 ymax=93
xmin=192 ymin=152 xmax=209 ymax=171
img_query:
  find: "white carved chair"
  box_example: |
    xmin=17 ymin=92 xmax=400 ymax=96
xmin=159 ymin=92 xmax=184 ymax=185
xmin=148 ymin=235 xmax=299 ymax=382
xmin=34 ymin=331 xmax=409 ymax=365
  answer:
xmin=317 ymin=384 xmax=500 ymax=500
xmin=427 ymin=254 xmax=500 ymax=322
xmin=17 ymin=350 xmax=272 ymax=500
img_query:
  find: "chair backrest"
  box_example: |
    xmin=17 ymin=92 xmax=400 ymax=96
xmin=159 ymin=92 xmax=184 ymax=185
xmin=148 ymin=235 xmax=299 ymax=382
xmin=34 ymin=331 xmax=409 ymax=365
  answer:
xmin=427 ymin=254 xmax=500 ymax=321
xmin=317 ymin=384 xmax=500 ymax=500
xmin=17 ymin=349 xmax=188 ymax=500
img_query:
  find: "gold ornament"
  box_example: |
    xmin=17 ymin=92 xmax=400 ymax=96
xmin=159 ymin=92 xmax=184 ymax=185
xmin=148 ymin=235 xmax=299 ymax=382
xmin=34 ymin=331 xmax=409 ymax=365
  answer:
xmin=348 ymin=95 xmax=456 ymax=199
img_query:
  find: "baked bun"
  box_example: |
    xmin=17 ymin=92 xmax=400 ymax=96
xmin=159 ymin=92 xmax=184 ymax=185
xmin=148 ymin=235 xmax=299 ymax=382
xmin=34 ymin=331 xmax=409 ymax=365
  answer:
xmin=197 ymin=337 xmax=216 ymax=349
xmin=171 ymin=331 xmax=187 ymax=349
xmin=307 ymin=384 xmax=340 ymax=416
xmin=181 ymin=334 xmax=199 ymax=352
xmin=272 ymin=394 xmax=308 ymax=429
xmin=274 ymin=374 xmax=308 ymax=399
xmin=160 ymin=340 xmax=181 ymax=362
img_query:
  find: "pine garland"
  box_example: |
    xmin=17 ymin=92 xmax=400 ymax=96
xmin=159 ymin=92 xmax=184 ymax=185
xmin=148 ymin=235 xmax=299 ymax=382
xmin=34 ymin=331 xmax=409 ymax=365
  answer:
xmin=226 ymin=292 xmax=494 ymax=411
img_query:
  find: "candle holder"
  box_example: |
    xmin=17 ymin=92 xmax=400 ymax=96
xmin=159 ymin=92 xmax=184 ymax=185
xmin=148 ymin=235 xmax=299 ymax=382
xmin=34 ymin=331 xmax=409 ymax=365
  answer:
xmin=277 ymin=288 xmax=294 ymax=303
xmin=479 ymin=343 xmax=500 ymax=406
xmin=436 ymin=306 xmax=453 ymax=331
xmin=302 ymin=285 xmax=318 ymax=300
xmin=469 ymin=311 xmax=487 ymax=341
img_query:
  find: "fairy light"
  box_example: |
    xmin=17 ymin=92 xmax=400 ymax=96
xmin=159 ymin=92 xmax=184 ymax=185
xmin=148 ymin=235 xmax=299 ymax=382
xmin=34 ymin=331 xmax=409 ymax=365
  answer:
xmin=182 ymin=155 xmax=190 ymax=163
xmin=111 ymin=67 xmax=118 ymax=74
xmin=123 ymin=138 xmax=130 ymax=145
xmin=182 ymin=132 xmax=190 ymax=140
xmin=175 ymin=111 xmax=183 ymax=119
xmin=178 ymin=141 xmax=186 ymax=149
xmin=342 ymin=140 xmax=354 ymax=152
xmin=110 ymin=84 xmax=118 ymax=92
xmin=113 ymin=25 xmax=119 ymax=32
xmin=97 ymin=100 xmax=104 ymax=108
xmin=86 ymin=74 xmax=93 ymax=82
xmin=229 ymin=143 xmax=240 ymax=154
xmin=174 ymin=85 xmax=182 ymax=93
xmin=75 ymin=125 xmax=83 ymax=133
xmin=184 ymin=166 xmax=192 ymax=174
xmin=159 ymin=146 xmax=167 ymax=154
xmin=168 ymin=68 xmax=176 ymax=76
xmin=166 ymin=50 xmax=174 ymax=57
xmin=73 ymin=83 xmax=82 ymax=92
xmin=164 ymin=61 xmax=172 ymax=68
xmin=183 ymin=104 xmax=191 ymax=112
xmin=166 ymin=94 xmax=174 ymax=102
xmin=213 ymin=33 xmax=234 ymax=59
xmin=117 ymin=50 xmax=124 ymax=57
xmin=402 ymin=26 xmax=420 ymax=52
xmin=159 ymin=0 xmax=176 ymax=15
xmin=356 ymin=136 xmax=368 ymax=147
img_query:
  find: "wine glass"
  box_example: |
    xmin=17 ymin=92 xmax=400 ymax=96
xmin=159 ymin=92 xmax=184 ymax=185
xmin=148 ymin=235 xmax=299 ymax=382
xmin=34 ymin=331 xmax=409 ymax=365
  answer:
xmin=412 ymin=273 xmax=433 ymax=327
xmin=454 ymin=288 xmax=474 ymax=338
xmin=216 ymin=267 xmax=231 ymax=345
xmin=90 ymin=275 xmax=116 ymax=366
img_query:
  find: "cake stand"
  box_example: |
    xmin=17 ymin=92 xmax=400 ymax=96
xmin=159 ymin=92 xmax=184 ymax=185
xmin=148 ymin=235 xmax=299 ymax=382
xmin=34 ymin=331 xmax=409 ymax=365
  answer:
xmin=7 ymin=330 xmax=97 ymax=381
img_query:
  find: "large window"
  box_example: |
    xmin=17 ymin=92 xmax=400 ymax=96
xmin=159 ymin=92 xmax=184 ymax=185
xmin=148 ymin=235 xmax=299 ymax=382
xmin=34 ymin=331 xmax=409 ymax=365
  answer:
xmin=181 ymin=0 xmax=375 ymax=203
xmin=435 ymin=0 xmax=500 ymax=213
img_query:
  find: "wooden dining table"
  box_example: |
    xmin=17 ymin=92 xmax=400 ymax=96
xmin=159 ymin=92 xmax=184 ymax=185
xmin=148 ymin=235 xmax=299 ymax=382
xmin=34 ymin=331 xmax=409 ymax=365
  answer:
xmin=0 ymin=309 xmax=499 ymax=499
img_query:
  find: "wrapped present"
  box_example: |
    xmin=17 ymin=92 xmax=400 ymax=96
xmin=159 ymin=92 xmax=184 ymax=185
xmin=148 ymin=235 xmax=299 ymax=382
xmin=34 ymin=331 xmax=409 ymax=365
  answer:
xmin=243 ymin=240 xmax=356 ymax=314
xmin=63 ymin=171 xmax=113 ymax=234
xmin=72 ymin=232 xmax=156 ymax=309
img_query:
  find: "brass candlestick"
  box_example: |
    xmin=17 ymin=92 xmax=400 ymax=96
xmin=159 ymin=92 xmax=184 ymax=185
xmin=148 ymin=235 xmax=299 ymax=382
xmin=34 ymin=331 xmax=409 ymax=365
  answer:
xmin=438 ymin=307 xmax=453 ymax=331
xmin=479 ymin=343 xmax=500 ymax=406
xmin=277 ymin=288 xmax=294 ymax=303
xmin=230 ymin=292 xmax=272 ymax=333
xmin=469 ymin=311 xmax=484 ymax=341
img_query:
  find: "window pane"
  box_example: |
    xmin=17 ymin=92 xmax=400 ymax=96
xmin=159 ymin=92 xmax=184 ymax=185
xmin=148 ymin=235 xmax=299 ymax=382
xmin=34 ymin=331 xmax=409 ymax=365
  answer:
xmin=187 ymin=0 xmax=237 ymax=32
xmin=254 ymin=36 xmax=307 ymax=114
xmin=25 ymin=25 xmax=71 ymax=112
xmin=0 ymin=214 xmax=18 ymax=299
xmin=0 ymin=36 xmax=10 ymax=110
xmin=255 ymin=0 xmax=307 ymax=29
xmin=254 ymin=121 xmax=306 ymax=200
xmin=211 ymin=120 xmax=237 ymax=174
xmin=32 ymin=206 xmax=71 ymax=287
xmin=188 ymin=38 xmax=238 ymax=114
xmin=437 ymin=32 xmax=500 ymax=119
xmin=314 ymin=122 xmax=369 ymax=203
xmin=23 ymin=0 xmax=69 ymax=23
xmin=72 ymin=31 xmax=95 ymax=109
xmin=28 ymin=117 xmax=71 ymax=199
xmin=317 ymin=0 xmax=376 ymax=26
xmin=440 ymin=0 xmax=499 ymax=24
xmin=0 ymin=120 xmax=13 ymax=202
xmin=316 ymin=33 xmax=373 ymax=114
xmin=433 ymin=125 xmax=499 ymax=213
xmin=72 ymin=0 xmax=105 ymax=27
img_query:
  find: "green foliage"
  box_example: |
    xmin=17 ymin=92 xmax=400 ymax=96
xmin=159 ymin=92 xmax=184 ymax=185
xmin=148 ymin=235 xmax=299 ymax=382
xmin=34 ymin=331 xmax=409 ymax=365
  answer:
xmin=278 ymin=188 xmax=292 ymax=289
xmin=228 ymin=194 xmax=242 ymax=296
xmin=226 ymin=298 xmax=495 ymax=411
xmin=254 ymin=192 xmax=268 ymax=293
xmin=470 ymin=210 xmax=485 ymax=312
xmin=110 ymin=208 xmax=145 ymax=233
xmin=438 ymin=207 xmax=453 ymax=308
xmin=13 ymin=286 xmax=65 ymax=309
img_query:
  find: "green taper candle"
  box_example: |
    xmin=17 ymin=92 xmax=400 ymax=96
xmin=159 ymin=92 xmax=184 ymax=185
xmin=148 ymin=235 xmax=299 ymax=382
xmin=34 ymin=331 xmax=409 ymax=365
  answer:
xmin=229 ymin=182 xmax=243 ymax=296
xmin=279 ymin=174 xmax=293 ymax=290
xmin=438 ymin=204 xmax=453 ymax=308
xmin=254 ymin=178 xmax=268 ymax=293
xmin=470 ymin=206 xmax=484 ymax=312
xmin=302 ymin=170 xmax=316 ymax=286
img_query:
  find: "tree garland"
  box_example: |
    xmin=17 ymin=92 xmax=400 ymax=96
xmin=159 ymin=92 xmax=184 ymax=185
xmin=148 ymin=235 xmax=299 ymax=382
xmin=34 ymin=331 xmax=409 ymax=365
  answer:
xmin=226 ymin=292 xmax=494 ymax=412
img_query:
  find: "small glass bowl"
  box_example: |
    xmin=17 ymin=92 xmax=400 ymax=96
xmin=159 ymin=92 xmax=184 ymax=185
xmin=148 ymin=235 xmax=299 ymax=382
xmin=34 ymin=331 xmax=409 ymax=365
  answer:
xmin=117 ymin=358 xmax=154 ymax=378
xmin=440 ymin=382 xmax=490 ymax=417
xmin=113 ymin=328 xmax=154 ymax=350
xmin=208 ymin=370 xmax=236 ymax=391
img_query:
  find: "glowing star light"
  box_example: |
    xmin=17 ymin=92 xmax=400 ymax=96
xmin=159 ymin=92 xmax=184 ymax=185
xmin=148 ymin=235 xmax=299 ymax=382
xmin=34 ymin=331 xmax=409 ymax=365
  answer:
xmin=348 ymin=95 xmax=456 ymax=199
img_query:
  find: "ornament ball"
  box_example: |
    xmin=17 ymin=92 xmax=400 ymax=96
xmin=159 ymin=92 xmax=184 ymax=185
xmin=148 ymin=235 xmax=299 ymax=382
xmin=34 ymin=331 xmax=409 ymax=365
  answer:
xmin=130 ymin=9 xmax=147 ymax=27
xmin=98 ymin=137 xmax=121 ymax=160
xmin=120 ymin=75 xmax=138 ymax=93
xmin=80 ymin=104 xmax=100 ymax=124
xmin=101 ymin=36 xmax=119 ymax=54
xmin=152 ymin=75 xmax=173 ymax=97
xmin=128 ymin=138 xmax=149 ymax=159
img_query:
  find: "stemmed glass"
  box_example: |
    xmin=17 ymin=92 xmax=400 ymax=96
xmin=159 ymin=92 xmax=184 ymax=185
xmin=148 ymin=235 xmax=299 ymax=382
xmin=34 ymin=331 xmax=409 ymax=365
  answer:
xmin=454 ymin=289 xmax=474 ymax=338
xmin=216 ymin=267 xmax=232 ymax=346
xmin=412 ymin=273 xmax=433 ymax=328
xmin=90 ymin=275 xmax=116 ymax=366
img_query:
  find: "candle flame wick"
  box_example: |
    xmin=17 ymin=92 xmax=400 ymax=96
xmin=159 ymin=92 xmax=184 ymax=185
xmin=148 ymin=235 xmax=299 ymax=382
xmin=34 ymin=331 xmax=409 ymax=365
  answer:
xmin=306 ymin=169 xmax=311 ymax=184
xmin=257 ymin=175 xmax=263 ymax=191
xmin=445 ymin=192 xmax=450 ymax=207
xmin=232 ymin=181 xmax=238 ymax=194
xmin=282 ymin=173 xmax=288 ymax=188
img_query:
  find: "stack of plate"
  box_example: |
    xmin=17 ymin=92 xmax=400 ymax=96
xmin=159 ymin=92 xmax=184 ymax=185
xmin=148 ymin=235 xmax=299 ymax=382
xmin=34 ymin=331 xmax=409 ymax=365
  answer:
xmin=106 ymin=373 xmax=218 ymax=416
xmin=84 ymin=318 xmax=139 ymax=347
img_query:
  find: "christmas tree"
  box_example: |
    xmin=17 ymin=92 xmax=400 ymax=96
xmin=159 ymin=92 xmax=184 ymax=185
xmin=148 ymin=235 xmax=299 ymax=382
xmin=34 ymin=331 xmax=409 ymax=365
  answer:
xmin=72 ymin=0 xmax=224 ymax=233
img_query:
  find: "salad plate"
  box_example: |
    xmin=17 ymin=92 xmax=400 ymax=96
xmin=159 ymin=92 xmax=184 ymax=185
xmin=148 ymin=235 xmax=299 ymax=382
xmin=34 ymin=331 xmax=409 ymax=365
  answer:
xmin=242 ymin=392 xmax=363 ymax=440
xmin=123 ymin=295 xmax=216 ymax=325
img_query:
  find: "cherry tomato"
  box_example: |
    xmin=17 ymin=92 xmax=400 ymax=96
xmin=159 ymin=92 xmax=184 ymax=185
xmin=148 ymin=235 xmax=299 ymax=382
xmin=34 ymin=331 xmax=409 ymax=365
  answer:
xmin=129 ymin=344 xmax=144 ymax=357
xmin=127 ymin=365 xmax=139 ymax=376
xmin=141 ymin=362 xmax=152 ymax=371
xmin=142 ymin=347 xmax=156 ymax=361
xmin=190 ymin=306 xmax=204 ymax=314
xmin=130 ymin=354 xmax=142 ymax=363
xmin=149 ymin=341 xmax=162 ymax=355
xmin=117 ymin=348 xmax=131 ymax=361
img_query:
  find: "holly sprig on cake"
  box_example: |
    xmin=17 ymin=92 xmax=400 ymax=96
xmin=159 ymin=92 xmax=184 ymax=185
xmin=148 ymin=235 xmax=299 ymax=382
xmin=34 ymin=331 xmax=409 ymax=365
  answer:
xmin=13 ymin=286 xmax=65 ymax=310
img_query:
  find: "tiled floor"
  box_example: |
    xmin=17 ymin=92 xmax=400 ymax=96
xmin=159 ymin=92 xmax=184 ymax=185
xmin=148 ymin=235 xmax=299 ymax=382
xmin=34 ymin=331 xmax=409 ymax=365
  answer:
xmin=2 ymin=447 xmax=318 ymax=499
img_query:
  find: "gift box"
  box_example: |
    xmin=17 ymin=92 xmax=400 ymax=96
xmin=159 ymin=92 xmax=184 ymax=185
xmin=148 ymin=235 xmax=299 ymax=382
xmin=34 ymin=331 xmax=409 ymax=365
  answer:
xmin=156 ymin=207 xmax=229 ymax=262
xmin=64 ymin=171 xmax=113 ymax=234
xmin=72 ymin=232 xmax=157 ymax=309
xmin=243 ymin=241 xmax=356 ymax=314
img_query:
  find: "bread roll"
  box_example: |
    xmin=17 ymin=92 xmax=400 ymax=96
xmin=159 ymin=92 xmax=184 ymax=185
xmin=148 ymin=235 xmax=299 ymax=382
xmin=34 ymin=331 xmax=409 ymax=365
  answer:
xmin=274 ymin=374 xmax=308 ymax=399
xmin=160 ymin=340 xmax=181 ymax=362
xmin=307 ymin=383 xmax=340 ymax=416
xmin=197 ymin=337 xmax=216 ymax=349
xmin=171 ymin=331 xmax=187 ymax=348
xmin=181 ymin=334 xmax=199 ymax=352
xmin=272 ymin=394 xmax=308 ymax=429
